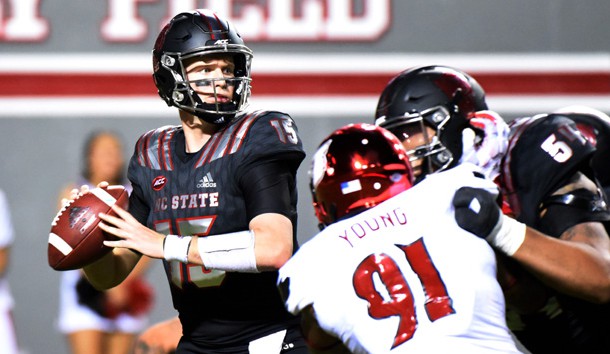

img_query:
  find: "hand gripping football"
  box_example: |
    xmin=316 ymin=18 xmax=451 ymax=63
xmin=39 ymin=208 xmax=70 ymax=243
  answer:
xmin=48 ymin=185 xmax=129 ymax=271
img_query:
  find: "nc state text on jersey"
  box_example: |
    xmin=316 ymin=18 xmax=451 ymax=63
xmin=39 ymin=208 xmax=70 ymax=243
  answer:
xmin=154 ymin=193 xmax=219 ymax=212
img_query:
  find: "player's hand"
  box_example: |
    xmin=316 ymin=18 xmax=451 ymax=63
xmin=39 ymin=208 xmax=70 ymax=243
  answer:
xmin=452 ymin=187 xmax=526 ymax=256
xmin=60 ymin=182 xmax=110 ymax=208
xmin=98 ymin=204 xmax=165 ymax=259
xmin=460 ymin=110 xmax=509 ymax=180
xmin=453 ymin=187 xmax=502 ymax=238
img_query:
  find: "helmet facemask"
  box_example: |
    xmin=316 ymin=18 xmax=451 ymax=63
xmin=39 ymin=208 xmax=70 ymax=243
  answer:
xmin=160 ymin=49 xmax=252 ymax=124
xmin=376 ymin=105 xmax=454 ymax=179
xmin=152 ymin=10 xmax=254 ymax=125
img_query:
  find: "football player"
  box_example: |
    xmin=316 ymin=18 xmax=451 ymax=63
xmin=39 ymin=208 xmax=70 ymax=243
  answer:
xmin=374 ymin=65 xmax=509 ymax=182
xmin=78 ymin=9 xmax=307 ymax=354
xmin=278 ymin=123 xmax=524 ymax=353
xmin=487 ymin=108 xmax=610 ymax=354
xmin=373 ymin=65 xmax=610 ymax=353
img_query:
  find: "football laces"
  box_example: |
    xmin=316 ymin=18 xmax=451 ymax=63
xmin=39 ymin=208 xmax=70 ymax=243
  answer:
xmin=51 ymin=197 xmax=77 ymax=227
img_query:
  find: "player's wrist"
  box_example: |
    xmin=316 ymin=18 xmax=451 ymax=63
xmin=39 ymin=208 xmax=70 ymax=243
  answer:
xmin=163 ymin=234 xmax=192 ymax=263
xmin=486 ymin=214 xmax=526 ymax=256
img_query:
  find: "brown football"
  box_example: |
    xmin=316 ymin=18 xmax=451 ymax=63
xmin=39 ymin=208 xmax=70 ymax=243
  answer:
xmin=48 ymin=185 xmax=129 ymax=271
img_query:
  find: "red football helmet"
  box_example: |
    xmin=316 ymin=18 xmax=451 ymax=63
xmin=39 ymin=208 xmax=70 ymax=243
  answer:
xmin=310 ymin=123 xmax=414 ymax=228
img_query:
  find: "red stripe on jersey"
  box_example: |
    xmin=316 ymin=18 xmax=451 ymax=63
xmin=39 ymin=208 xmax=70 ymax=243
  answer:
xmin=194 ymin=132 xmax=222 ymax=168
xmin=228 ymin=111 xmax=262 ymax=154
xmin=136 ymin=130 xmax=153 ymax=167
xmin=157 ymin=129 xmax=167 ymax=171
xmin=142 ymin=130 xmax=154 ymax=168
xmin=165 ymin=129 xmax=175 ymax=171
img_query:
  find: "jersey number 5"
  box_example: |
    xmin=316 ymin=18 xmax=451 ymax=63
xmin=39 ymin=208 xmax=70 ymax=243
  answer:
xmin=352 ymin=237 xmax=455 ymax=349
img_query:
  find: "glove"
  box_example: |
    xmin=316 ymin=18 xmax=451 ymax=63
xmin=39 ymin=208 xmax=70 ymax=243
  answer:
xmin=453 ymin=187 xmax=526 ymax=256
xmin=460 ymin=110 xmax=509 ymax=180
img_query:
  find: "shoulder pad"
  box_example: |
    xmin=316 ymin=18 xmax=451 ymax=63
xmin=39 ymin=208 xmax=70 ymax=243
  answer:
xmin=226 ymin=110 xmax=305 ymax=167
xmin=538 ymin=188 xmax=610 ymax=236
xmin=501 ymin=114 xmax=595 ymax=226
xmin=133 ymin=125 xmax=180 ymax=170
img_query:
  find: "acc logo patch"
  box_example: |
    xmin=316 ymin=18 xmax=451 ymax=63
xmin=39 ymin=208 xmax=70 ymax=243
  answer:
xmin=152 ymin=176 xmax=167 ymax=191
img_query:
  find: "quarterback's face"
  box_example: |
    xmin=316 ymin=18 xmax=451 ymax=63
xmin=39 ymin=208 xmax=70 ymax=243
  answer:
xmin=185 ymin=54 xmax=236 ymax=104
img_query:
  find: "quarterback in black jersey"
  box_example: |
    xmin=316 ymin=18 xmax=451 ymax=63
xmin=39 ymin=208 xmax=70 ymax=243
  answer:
xmin=80 ymin=9 xmax=308 ymax=354
xmin=493 ymin=112 xmax=610 ymax=354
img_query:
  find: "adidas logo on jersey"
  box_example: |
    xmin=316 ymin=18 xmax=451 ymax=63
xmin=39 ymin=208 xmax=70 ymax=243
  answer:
xmin=197 ymin=173 xmax=217 ymax=188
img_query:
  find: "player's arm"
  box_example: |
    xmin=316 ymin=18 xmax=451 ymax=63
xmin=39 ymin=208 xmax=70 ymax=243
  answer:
xmin=82 ymin=181 xmax=149 ymax=289
xmin=101 ymin=160 xmax=296 ymax=272
xmin=82 ymin=247 xmax=142 ymax=290
xmin=512 ymin=221 xmax=610 ymax=303
xmin=186 ymin=160 xmax=296 ymax=271
xmin=453 ymin=185 xmax=610 ymax=304
xmin=187 ymin=211 xmax=292 ymax=271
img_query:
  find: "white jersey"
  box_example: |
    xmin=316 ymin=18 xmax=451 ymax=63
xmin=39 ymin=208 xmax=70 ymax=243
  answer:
xmin=280 ymin=164 xmax=522 ymax=354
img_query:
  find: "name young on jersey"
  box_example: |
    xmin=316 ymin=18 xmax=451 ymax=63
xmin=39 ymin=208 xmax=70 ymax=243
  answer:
xmin=337 ymin=206 xmax=408 ymax=247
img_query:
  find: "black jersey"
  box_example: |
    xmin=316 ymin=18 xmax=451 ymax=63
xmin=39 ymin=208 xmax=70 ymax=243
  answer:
xmin=127 ymin=110 xmax=305 ymax=347
xmin=500 ymin=113 xmax=610 ymax=354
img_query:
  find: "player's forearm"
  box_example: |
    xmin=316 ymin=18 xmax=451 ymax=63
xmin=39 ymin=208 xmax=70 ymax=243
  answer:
xmin=83 ymin=248 xmax=141 ymax=289
xmin=512 ymin=225 xmax=610 ymax=303
xmin=179 ymin=213 xmax=293 ymax=272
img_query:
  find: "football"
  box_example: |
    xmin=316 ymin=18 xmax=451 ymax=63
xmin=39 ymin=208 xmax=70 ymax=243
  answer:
xmin=48 ymin=185 xmax=129 ymax=271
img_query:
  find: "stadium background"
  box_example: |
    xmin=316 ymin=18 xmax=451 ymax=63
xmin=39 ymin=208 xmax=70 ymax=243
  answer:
xmin=1 ymin=0 xmax=609 ymax=352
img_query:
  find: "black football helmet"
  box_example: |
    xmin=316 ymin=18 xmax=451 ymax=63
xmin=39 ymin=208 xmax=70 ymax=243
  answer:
xmin=374 ymin=65 xmax=488 ymax=177
xmin=555 ymin=106 xmax=610 ymax=188
xmin=152 ymin=9 xmax=253 ymax=125
xmin=310 ymin=123 xmax=414 ymax=228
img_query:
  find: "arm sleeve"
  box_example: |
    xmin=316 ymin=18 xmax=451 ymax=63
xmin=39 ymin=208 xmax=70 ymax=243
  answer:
xmin=239 ymin=159 xmax=297 ymax=221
